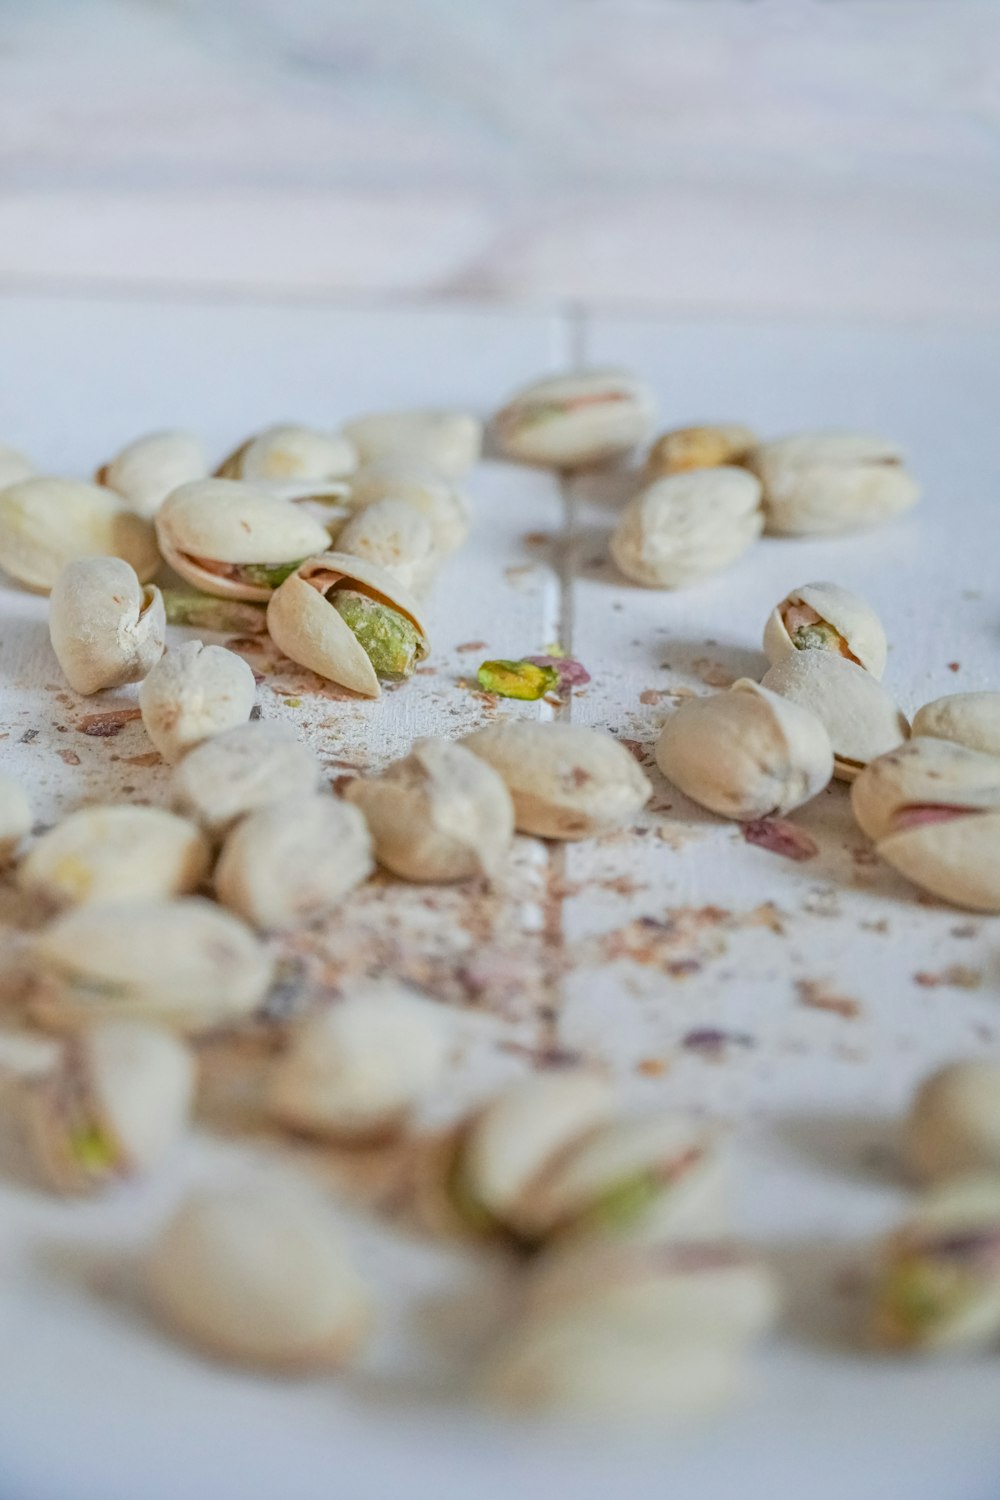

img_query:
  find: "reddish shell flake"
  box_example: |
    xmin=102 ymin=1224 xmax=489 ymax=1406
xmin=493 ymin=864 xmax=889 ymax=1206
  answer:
xmin=743 ymin=817 xmax=819 ymax=861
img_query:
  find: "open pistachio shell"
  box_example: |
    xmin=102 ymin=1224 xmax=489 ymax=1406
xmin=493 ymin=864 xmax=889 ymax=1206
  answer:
xmin=49 ymin=556 xmax=166 ymax=696
xmin=217 ymin=424 xmax=357 ymax=483
xmin=493 ymin=369 xmax=656 ymax=469
xmin=905 ymin=1061 xmax=1000 ymax=1185
xmin=0 ymin=443 xmax=36 ymax=488
xmin=760 ymin=652 xmax=909 ymax=781
xmin=333 ymin=498 xmax=438 ymax=595
xmin=342 ymin=409 xmax=482 ymax=478
xmin=344 ymin=459 xmax=470 ymax=554
xmin=644 ymin=423 xmax=757 ymax=478
xmin=912 ymin=693 xmax=1000 ymax=758
xmin=0 ymin=478 xmax=160 ymax=593
xmin=266 ymin=551 xmax=429 ymax=699
xmin=98 ymin=430 xmax=208 ymax=519
xmin=762 ymin=581 xmax=887 ymax=679
xmin=19 ymin=805 xmax=210 ymax=910
xmin=0 ymin=773 xmax=31 ymax=862
xmin=155 ymin=479 xmax=332 ymax=602
xmin=611 ymin=468 xmax=763 ymax=589
xmin=171 ymin=721 xmax=320 ymax=839
xmin=747 ymin=431 xmax=920 ymax=536
xmin=139 ymin=640 xmax=257 ymax=763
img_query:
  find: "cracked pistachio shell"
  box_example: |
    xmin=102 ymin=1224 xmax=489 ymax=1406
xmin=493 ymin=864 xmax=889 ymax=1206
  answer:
xmin=25 ymin=1019 xmax=194 ymax=1195
xmin=912 ymin=693 xmax=1000 ymax=758
xmin=266 ymin=552 xmax=428 ymax=699
xmin=268 ymin=981 xmax=451 ymax=1142
xmin=463 ymin=721 xmax=652 ymax=840
xmin=171 ymin=721 xmax=320 ymax=839
xmin=334 ymin=498 xmax=438 ymax=595
xmin=0 ymin=443 xmax=35 ymax=488
xmin=747 ymin=431 xmax=920 ymax=536
xmin=763 ymin=581 xmax=887 ymax=679
xmin=98 ymin=431 xmax=208 ymax=519
xmin=155 ymin=479 xmax=331 ymax=602
xmin=761 ymin=653 xmax=909 ymax=782
xmin=342 ymin=409 xmax=481 ymax=479
xmin=645 ymin=423 xmax=757 ymax=478
xmin=655 ymin=679 xmax=833 ymax=820
xmin=0 ymin=773 xmax=32 ymax=862
xmin=215 ymin=793 xmax=373 ymax=932
xmin=48 ymin=556 xmax=166 ymax=696
xmin=0 ymin=478 xmax=159 ymax=594
xmin=31 ymin=897 xmax=273 ymax=1034
xmin=146 ymin=1180 xmax=373 ymax=1370
xmin=217 ymin=424 xmax=357 ymax=483
xmin=344 ymin=459 xmax=470 ymax=554
xmin=611 ymin=468 xmax=763 ymax=588
xmin=344 ymin=738 xmax=514 ymax=882
xmin=19 ymin=805 xmax=210 ymax=910
xmin=493 ymin=369 xmax=656 ymax=469
xmin=905 ymin=1061 xmax=1000 ymax=1185
xmin=139 ymin=641 xmax=257 ymax=764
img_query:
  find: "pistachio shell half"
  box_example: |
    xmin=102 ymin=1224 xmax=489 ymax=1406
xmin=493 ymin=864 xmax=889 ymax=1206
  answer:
xmin=98 ymin=430 xmax=208 ymax=519
xmin=762 ymin=581 xmax=887 ymax=679
xmin=49 ymin=556 xmax=166 ymax=696
xmin=171 ymin=721 xmax=320 ymax=839
xmin=344 ymin=459 xmax=470 ymax=554
xmin=217 ymin=424 xmax=357 ymax=483
xmin=0 ymin=478 xmax=159 ymax=593
xmin=139 ymin=641 xmax=257 ymax=764
xmin=905 ymin=1061 xmax=1000 ymax=1185
xmin=760 ymin=652 xmax=909 ymax=782
xmin=912 ymin=693 xmax=1000 ymax=758
xmin=645 ymin=423 xmax=757 ymax=478
xmin=334 ymin=498 xmax=438 ymax=594
xmin=0 ymin=773 xmax=31 ymax=862
xmin=493 ymin=369 xmax=656 ymax=469
xmin=747 ymin=431 xmax=920 ymax=536
xmin=342 ymin=408 xmax=481 ymax=478
xmin=19 ymin=805 xmax=210 ymax=909
xmin=0 ymin=443 xmax=36 ymax=489
xmin=611 ymin=468 xmax=763 ymax=589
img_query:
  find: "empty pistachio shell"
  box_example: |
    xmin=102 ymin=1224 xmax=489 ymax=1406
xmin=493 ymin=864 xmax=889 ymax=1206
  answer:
xmin=333 ymin=498 xmax=438 ymax=595
xmin=0 ymin=477 xmax=159 ymax=593
xmin=912 ymin=693 xmax=1000 ymax=758
xmin=342 ymin=409 xmax=481 ymax=478
xmin=463 ymin=721 xmax=651 ymax=840
xmin=344 ymin=738 xmax=514 ymax=883
xmin=611 ymin=468 xmax=763 ymax=589
xmin=98 ymin=431 xmax=208 ymax=519
xmin=0 ymin=443 xmax=35 ymax=488
xmin=655 ymin=680 xmax=833 ymax=820
xmin=905 ymin=1061 xmax=1000 ymax=1185
xmin=747 ymin=431 xmax=920 ymax=536
xmin=268 ymin=981 xmax=451 ymax=1142
xmin=145 ymin=1180 xmax=373 ymax=1370
xmin=218 ymin=424 xmax=357 ymax=483
xmin=32 ymin=897 xmax=272 ymax=1033
xmin=48 ymin=556 xmax=166 ymax=696
xmin=24 ymin=1020 xmax=194 ymax=1194
xmin=155 ymin=479 xmax=331 ymax=602
xmin=171 ymin=721 xmax=320 ymax=839
xmin=493 ymin=369 xmax=656 ymax=469
xmin=266 ymin=552 xmax=428 ymax=699
xmin=645 ymin=423 xmax=757 ymax=478
xmin=139 ymin=641 xmax=257 ymax=764
xmin=763 ymin=581 xmax=887 ymax=679
xmin=0 ymin=773 xmax=32 ymax=862
xmin=761 ymin=653 xmax=909 ymax=782
xmin=345 ymin=459 xmax=470 ymax=554
xmin=19 ymin=805 xmax=210 ymax=910
xmin=215 ymin=794 xmax=372 ymax=932
xmin=871 ymin=1175 xmax=1000 ymax=1352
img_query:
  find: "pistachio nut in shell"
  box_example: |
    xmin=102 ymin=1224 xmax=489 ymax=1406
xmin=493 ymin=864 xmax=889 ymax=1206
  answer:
xmin=0 ymin=773 xmax=32 ymax=862
xmin=655 ymin=679 xmax=833 ymax=820
xmin=644 ymin=423 xmax=757 ymax=478
xmin=610 ymin=468 xmax=763 ymax=589
xmin=912 ymin=693 xmax=1000 ymax=758
xmin=139 ymin=640 xmax=257 ymax=764
xmin=97 ymin=430 xmax=208 ymax=519
xmin=31 ymin=897 xmax=273 ymax=1034
xmin=25 ymin=1019 xmax=194 ymax=1195
xmin=171 ymin=720 xmax=320 ymax=839
xmin=342 ymin=408 xmax=481 ymax=478
xmin=154 ymin=479 xmax=331 ymax=602
xmin=0 ymin=477 xmax=159 ymax=593
xmin=145 ymin=1179 xmax=373 ymax=1370
xmin=334 ymin=497 xmax=438 ymax=595
xmin=217 ymin=423 xmax=357 ymax=483
xmin=493 ymin=369 xmax=656 ymax=469
xmin=266 ymin=552 xmax=428 ymax=698
xmin=762 ymin=581 xmax=887 ymax=679
xmin=344 ymin=737 xmax=514 ymax=883
xmin=905 ymin=1061 xmax=1000 ymax=1185
xmin=746 ymin=431 xmax=920 ymax=536
xmin=0 ymin=442 xmax=35 ymax=489
xmin=760 ymin=652 xmax=909 ymax=782
xmin=267 ymin=981 xmax=451 ymax=1142
xmin=345 ymin=459 xmax=470 ymax=554
xmin=463 ymin=721 xmax=651 ymax=840
xmin=19 ymin=805 xmax=210 ymax=910
xmin=215 ymin=793 xmax=373 ymax=932
xmin=48 ymin=556 xmax=166 ymax=696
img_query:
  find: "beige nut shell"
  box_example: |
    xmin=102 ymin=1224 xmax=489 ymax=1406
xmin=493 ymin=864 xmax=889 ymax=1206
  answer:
xmin=0 ymin=477 xmax=160 ymax=593
xmin=218 ymin=424 xmax=357 ymax=483
xmin=0 ymin=443 xmax=35 ymax=489
xmin=644 ymin=423 xmax=757 ymax=477
xmin=493 ymin=369 xmax=656 ymax=469
xmin=760 ymin=652 xmax=909 ymax=781
xmin=905 ymin=1060 xmax=1000 ymax=1184
xmin=342 ymin=408 xmax=482 ymax=478
xmin=344 ymin=459 xmax=470 ymax=554
xmin=49 ymin=556 xmax=166 ymax=696
xmin=747 ymin=430 xmax=920 ymax=536
xmin=139 ymin=640 xmax=257 ymax=763
xmin=912 ymin=693 xmax=1000 ymax=758
xmin=171 ymin=720 xmax=320 ymax=838
xmin=0 ymin=773 xmax=32 ymax=862
xmin=99 ymin=431 xmax=208 ymax=519
xmin=851 ymin=738 xmax=1000 ymax=841
xmin=334 ymin=498 xmax=438 ymax=594
xmin=611 ymin=467 xmax=763 ymax=589
xmin=762 ymin=581 xmax=888 ymax=679
xmin=19 ymin=805 xmax=210 ymax=909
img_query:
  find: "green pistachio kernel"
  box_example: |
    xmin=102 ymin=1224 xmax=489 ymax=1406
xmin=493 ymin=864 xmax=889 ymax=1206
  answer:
xmin=331 ymin=589 xmax=426 ymax=682
xmin=69 ymin=1123 xmax=118 ymax=1174
xmin=569 ymin=1169 xmax=666 ymax=1236
xmin=791 ymin=621 xmax=844 ymax=654
xmin=237 ymin=559 xmax=307 ymax=590
xmin=477 ymin=659 xmax=559 ymax=701
xmin=161 ymin=588 xmax=268 ymax=634
xmin=874 ymin=1255 xmax=972 ymax=1347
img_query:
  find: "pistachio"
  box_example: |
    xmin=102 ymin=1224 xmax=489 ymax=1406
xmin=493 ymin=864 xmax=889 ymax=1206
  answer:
xmin=215 ymin=793 xmax=373 ymax=931
xmin=905 ymin=1061 xmax=1000 ymax=1185
xmin=266 ymin=552 xmax=428 ymax=698
xmin=31 ymin=897 xmax=273 ymax=1034
xmin=19 ymin=805 xmax=210 ymax=909
xmin=655 ymin=680 xmax=833 ymax=820
xmin=0 ymin=442 xmax=35 ymax=489
xmin=0 ymin=773 xmax=32 ymax=862
xmin=610 ymin=468 xmax=763 ymax=588
xmin=345 ymin=459 xmax=470 ymax=554
xmin=912 ymin=693 xmax=1000 ymax=758
xmin=267 ymin=981 xmax=451 ymax=1142
xmin=97 ymin=431 xmax=208 ymax=519
xmin=160 ymin=588 xmax=267 ymax=635
xmin=645 ymin=423 xmax=757 ymax=478
xmin=171 ymin=720 xmax=320 ymax=839
xmin=333 ymin=498 xmax=438 ymax=594
xmin=217 ymin=424 xmax=357 ymax=483
xmin=763 ymin=581 xmax=887 ymax=679
xmin=145 ymin=1179 xmax=373 ymax=1370
xmin=462 ymin=721 xmax=651 ymax=840
xmin=0 ymin=477 xmax=159 ymax=593
xmin=493 ymin=369 xmax=656 ymax=469
xmin=139 ymin=641 xmax=257 ymax=763
xmin=342 ymin=408 xmax=481 ymax=478
xmin=344 ymin=737 xmax=514 ymax=883
xmin=48 ymin=556 xmax=166 ymax=696
xmin=154 ymin=479 xmax=331 ymax=602
xmin=760 ymin=653 xmax=909 ymax=782
xmin=871 ymin=1175 xmax=1000 ymax=1352
xmin=476 ymin=659 xmax=559 ymax=701
xmin=24 ymin=1020 xmax=194 ymax=1194
xmin=746 ymin=431 xmax=920 ymax=535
